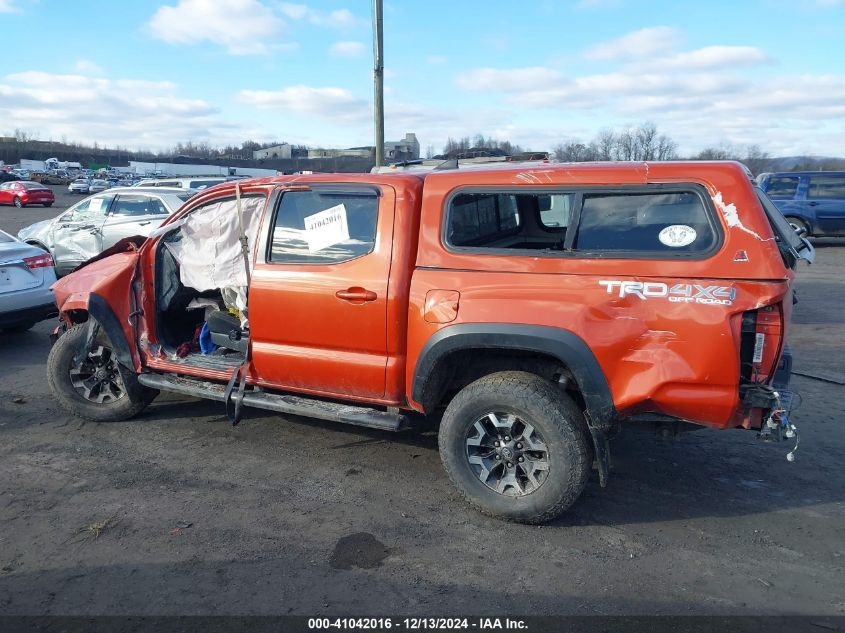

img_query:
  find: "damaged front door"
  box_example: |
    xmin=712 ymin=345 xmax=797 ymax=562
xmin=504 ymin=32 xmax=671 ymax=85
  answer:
xmin=250 ymin=185 xmax=394 ymax=400
xmin=52 ymin=194 xmax=113 ymax=275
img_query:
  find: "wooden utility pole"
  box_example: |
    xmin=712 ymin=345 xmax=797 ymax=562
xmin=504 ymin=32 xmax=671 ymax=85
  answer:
xmin=373 ymin=0 xmax=385 ymax=167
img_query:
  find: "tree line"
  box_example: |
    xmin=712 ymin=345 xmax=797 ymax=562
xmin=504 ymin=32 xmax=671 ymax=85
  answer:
xmin=5 ymin=124 xmax=844 ymax=176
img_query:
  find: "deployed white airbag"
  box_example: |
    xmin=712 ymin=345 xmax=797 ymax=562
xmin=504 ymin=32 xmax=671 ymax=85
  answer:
xmin=168 ymin=196 xmax=265 ymax=291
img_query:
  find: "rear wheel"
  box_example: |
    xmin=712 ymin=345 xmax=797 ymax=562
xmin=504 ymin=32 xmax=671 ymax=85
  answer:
xmin=438 ymin=371 xmax=592 ymax=524
xmin=43 ymin=202 xmax=53 ymax=207
xmin=13 ymin=196 xmax=24 ymax=208
xmin=47 ymin=323 xmax=157 ymax=422
xmin=786 ymin=216 xmax=810 ymax=237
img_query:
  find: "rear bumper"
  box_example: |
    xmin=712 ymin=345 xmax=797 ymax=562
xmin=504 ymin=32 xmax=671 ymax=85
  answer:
xmin=0 ymin=301 xmax=58 ymax=327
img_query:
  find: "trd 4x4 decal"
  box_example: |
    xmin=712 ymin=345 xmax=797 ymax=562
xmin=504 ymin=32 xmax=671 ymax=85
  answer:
xmin=599 ymin=280 xmax=736 ymax=306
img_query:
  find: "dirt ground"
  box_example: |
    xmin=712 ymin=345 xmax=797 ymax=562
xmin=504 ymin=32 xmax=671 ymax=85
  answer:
xmin=0 ymin=186 xmax=843 ymax=616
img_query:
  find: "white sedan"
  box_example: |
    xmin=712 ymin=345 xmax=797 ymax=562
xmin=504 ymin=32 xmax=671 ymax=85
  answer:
xmin=68 ymin=179 xmax=91 ymax=194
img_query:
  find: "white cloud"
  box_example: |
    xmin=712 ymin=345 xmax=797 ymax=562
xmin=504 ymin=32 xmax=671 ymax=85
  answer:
xmin=149 ymin=0 xmax=285 ymax=55
xmin=457 ymin=67 xmax=563 ymax=91
xmin=657 ymin=45 xmax=771 ymax=70
xmin=0 ymin=0 xmax=20 ymax=13
xmin=237 ymin=85 xmax=370 ymax=123
xmin=586 ymin=26 xmax=681 ymax=60
xmin=329 ymin=41 xmax=365 ymax=58
xmin=455 ymin=33 xmax=845 ymax=156
xmin=278 ymin=3 xmax=366 ymax=29
xmin=74 ymin=59 xmax=104 ymax=75
xmin=0 ymin=71 xmax=247 ymax=149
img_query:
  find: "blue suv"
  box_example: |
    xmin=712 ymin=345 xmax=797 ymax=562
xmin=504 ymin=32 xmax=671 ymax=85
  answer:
xmin=757 ymin=171 xmax=845 ymax=237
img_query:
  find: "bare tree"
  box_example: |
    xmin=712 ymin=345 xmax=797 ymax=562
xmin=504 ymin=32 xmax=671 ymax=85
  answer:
xmin=595 ymin=129 xmax=616 ymax=161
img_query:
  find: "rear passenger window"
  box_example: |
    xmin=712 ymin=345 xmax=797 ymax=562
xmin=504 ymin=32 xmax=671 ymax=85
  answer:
xmin=808 ymin=175 xmax=845 ymax=199
xmin=575 ymin=192 xmax=717 ymax=254
xmin=445 ymin=187 xmax=719 ymax=258
xmin=449 ymin=194 xmax=520 ymax=246
xmin=766 ymin=176 xmax=800 ymax=199
xmin=269 ymin=189 xmax=379 ymax=264
xmin=112 ymin=194 xmax=156 ymax=216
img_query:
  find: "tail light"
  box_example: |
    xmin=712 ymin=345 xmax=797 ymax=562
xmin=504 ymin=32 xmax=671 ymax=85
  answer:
xmin=740 ymin=303 xmax=784 ymax=383
xmin=23 ymin=253 xmax=54 ymax=269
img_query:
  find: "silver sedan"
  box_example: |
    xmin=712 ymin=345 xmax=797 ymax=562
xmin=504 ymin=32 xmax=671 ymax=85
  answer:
xmin=0 ymin=229 xmax=58 ymax=333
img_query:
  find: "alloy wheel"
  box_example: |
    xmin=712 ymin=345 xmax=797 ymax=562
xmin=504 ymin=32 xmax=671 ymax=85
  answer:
xmin=465 ymin=412 xmax=551 ymax=497
xmin=68 ymin=345 xmax=126 ymax=404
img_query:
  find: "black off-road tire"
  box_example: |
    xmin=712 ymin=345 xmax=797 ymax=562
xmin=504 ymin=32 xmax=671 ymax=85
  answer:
xmin=47 ymin=323 xmax=157 ymax=422
xmin=438 ymin=371 xmax=592 ymax=524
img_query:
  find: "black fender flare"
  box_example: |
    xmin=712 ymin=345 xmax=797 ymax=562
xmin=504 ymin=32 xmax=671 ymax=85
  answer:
xmin=83 ymin=293 xmax=134 ymax=370
xmin=412 ymin=323 xmax=619 ymax=434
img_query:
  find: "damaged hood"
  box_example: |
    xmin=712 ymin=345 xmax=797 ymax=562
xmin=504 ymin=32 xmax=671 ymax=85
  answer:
xmin=17 ymin=218 xmax=53 ymax=243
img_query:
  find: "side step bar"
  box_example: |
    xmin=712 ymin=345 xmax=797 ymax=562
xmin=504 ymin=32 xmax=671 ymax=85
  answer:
xmin=138 ymin=372 xmax=409 ymax=432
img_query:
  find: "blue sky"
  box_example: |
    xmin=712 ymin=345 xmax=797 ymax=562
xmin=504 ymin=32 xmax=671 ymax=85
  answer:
xmin=1 ymin=0 xmax=844 ymax=156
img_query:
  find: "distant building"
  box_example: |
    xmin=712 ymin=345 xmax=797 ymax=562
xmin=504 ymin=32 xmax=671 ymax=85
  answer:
xmin=384 ymin=132 xmax=420 ymax=161
xmin=307 ymin=147 xmax=373 ymax=159
xmin=253 ymin=143 xmax=292 ymax=160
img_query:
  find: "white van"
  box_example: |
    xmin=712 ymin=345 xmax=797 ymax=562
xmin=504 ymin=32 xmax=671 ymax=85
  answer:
xmin=133 ymin=176 xmax=227 ymax=191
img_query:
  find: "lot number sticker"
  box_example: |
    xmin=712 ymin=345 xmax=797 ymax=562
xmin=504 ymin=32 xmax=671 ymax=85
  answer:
xmin=303 ymin=204 xmax=350 ymax=253
xmin=659 ymin=224 xmax=697 ymax=247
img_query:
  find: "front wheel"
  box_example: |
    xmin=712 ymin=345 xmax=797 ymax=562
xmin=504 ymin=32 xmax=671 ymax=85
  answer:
xmin=439 ymin=371 xmax=592 ymax=524
xmin=13 ymin=196 xmax=24 ymax=208
xmin=47 ymin=323 xmax=157 ymax=421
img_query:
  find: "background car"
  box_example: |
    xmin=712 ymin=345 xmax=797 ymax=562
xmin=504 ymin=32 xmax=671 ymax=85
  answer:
xmin=0 ymin=180 xmax=55 ymax=207
xmin=17 ymin=186 xmax=196 ymax=276
xmin=68 ymin=178 xmax=91 ymax=194
xmin=133 ymin=176 xmax=227 ymax=190
xmin=88 ymin=179 xmax=110 ymax=193
xmin=0 ymin=171 xmax=20 ymax=183
xmin=0 ymin=229 xmax=57 ymax=333
xmin=758 ymin=171 xmax=845 ymax=236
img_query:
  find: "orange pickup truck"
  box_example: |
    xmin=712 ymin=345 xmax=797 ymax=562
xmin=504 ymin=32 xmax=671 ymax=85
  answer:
xmin=46 ymin=161 xmax=813 ymax=523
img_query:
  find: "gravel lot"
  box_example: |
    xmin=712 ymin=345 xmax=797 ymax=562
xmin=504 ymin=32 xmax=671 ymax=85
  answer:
xmin=0 ymin=185 xmax=843 ymax=616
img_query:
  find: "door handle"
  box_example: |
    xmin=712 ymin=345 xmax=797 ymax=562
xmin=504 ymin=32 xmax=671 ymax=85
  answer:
xmin=808 ymin=201 xmax=819 ymax=207
xmin=138 ymin=221 xmax=151 ymax=226
xmin=335 ymin=287 xmax=377 ymax=303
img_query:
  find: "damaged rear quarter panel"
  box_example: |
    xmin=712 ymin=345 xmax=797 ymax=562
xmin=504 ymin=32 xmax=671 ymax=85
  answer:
xmin=408 ymin=161 xmax=794 ymax=429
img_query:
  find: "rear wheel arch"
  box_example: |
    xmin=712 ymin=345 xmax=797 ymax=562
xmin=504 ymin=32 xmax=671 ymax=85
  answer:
xmin=412 ymin=324 xmax=618 ymax=433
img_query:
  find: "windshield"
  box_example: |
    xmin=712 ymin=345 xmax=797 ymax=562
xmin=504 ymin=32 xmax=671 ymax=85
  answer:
xmin=0 ymin=231 xmax=14 ymax=244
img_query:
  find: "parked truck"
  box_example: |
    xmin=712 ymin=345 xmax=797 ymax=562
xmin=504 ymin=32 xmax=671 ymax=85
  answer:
xmin=46 ymin=161 xmax=813 ymax=523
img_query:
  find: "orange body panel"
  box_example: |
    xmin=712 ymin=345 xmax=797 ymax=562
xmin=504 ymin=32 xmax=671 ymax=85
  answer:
xmin=51 ymin=162 xmax=795 ymax=430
